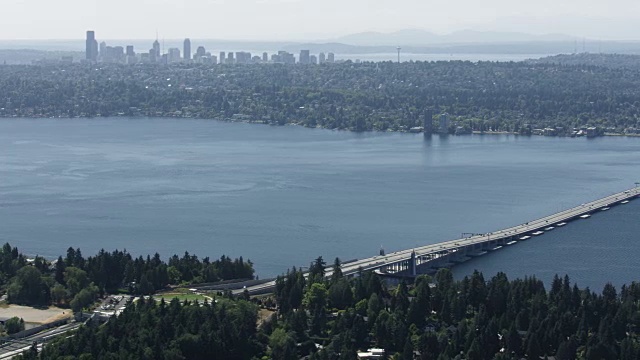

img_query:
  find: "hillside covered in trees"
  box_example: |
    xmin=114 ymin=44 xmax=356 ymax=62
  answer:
xmin=0 ymin=243 xmax=253 ymax=312
xmin=18 ymin=256 xmax=640 ymax=360
xmin=529 ymin=53 xmax=640 ymax=70
xmin=1 ymin=59 xmax=640 ymax=134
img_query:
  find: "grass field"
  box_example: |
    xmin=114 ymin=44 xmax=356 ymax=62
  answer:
xmin=155 ymin=292 xmax=210 ymax=303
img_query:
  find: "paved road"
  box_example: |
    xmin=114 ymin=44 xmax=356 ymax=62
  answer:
xmin=235 ymin=187 xmax=640 ymax=295
xmin=0 ymin=322 xmax=81 ymax=359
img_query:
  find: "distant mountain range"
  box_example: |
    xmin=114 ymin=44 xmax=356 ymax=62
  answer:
xmin=329 ymin=29 xmax=577 ymax=46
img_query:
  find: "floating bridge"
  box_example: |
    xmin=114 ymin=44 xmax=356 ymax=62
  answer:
xmin=235 ymin=187 xmax=640 ymax=295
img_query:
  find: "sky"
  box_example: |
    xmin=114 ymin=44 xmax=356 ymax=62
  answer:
xmin=3 ymin=0 xmax=640 ymax=40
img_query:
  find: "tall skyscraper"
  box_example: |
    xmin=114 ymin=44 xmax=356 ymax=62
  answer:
xmin=319 ymin=52 xmax=326 ymax=64
xmin=439 ymin=113 xmax=450 ymax=134
xmin=219 ymin=52 xmax=225 ymax=64
xmin=183 ymin=38 xmax=191 ymax=60
xmin=262 ymin=52 xmax=268 ymax=62
xmin=99 ymin=41 xmax=107 ymax=58
xmin=327 ymin=52 xmax=335 ymax=63
xmin=126 ymin=46 xmax=135 ymax=57
xmin=149 ymin=49 xmax=157 ymax=63
xmin=299 ymin=50 xmax=310 ymax=64
xmin=153 ymin=39 xmax=161 ymax=58
xmin=168 ymin=48 xmax=181 ymax=63
xmin=195 ymin=46 xmax=206 ymax=58
xmin=86 ymin=31 xmax=98 ymax=62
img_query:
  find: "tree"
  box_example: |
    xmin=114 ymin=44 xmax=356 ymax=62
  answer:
xmin=54 ymin=256 xmax=66 ymax=284
xmin=330 ymin=257 xmax=343 ymax=284
xmin=328 ymin=278 xmax=353 ymax=310
xmin=304 ymin=283 xmax=328 ymax=335
xmin=367 ymin=292 xmax=383 ymax=326
xmin=392 ymin=281 xmax=410 ymax=314
xmin=51 ymin=283 xmax=68 ymax=306
xmin=402 ymin=338 xmax=414 ymax=360
xmin=4 ymin=317 xmax=25 ymax=334
xmin=309 ymin=256 xmax=326 ymax=283
xmin=167 ymin=266 xmax=181 ymax=284
xmin=526 ymin=335 xmax=542 ymax=360
xmin=269 ymin=328 xmax=298 ymax=360
xmin=408 ymin=276 xmax=431 ymax=328
xmin=70 ymin=285 xmax=99 ymax=313
xmin=7 ymin=266 xmax=48 ymax=306
xmin=64 ymin=267 xmax=90 ymax=298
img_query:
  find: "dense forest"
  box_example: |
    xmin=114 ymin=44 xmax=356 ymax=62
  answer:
xmin=0 ymin=243 xmax=253 ymax=312
xmin=18 ymin=256 xmax=640 ymax=359
xmin=21 ymin=296 xmax=260 ymax=360
xmin=1 ymin=57 xmax=640 ymax=134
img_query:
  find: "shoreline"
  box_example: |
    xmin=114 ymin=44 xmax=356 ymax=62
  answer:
xmin=2 ymin=115 xmax=639 ymax=138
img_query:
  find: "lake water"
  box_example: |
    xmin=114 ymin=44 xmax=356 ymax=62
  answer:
xmin=336 ymin=53 xmax=552 ymax=62
xmin=1 ymin=118 xmax=639 ymax=289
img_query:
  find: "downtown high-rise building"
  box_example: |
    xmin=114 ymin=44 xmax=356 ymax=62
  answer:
xmin=99 ymin=41 xmax=107 ymax=58
xmin=195 ymin=46 xmax=206 ymax=58
xmin=85 ymin=31 xmax=98 ymax=62
xmin=168 ymin=48 xmax=181 ymax=63
xmin=319 ymin=52 xmax=326 ymax=64
xmin=153 ymin=39 xmax=161 ymax=58
xmin=219 ymin=52 xmax=225 ymax=64
xmin=183 ymin=38 xmax=191 ymax=60
xmin=299 ymin=50 xmax=310 ymax=64
xmin=327 ymin=52 xmax=335 ymax=63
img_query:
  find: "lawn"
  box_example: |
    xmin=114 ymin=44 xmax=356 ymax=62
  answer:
xmin=155 ymin=292 xmax=210 ymax=303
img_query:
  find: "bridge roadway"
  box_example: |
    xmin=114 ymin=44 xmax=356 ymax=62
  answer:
xmin=235 ymin=187 xmax=640 ymax=295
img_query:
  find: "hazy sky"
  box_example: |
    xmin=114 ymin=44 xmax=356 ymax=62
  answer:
xmin=3 ymin=0 xmax=640 ymax=40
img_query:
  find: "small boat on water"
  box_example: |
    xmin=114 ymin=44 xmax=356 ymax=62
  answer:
xmin=506 ymin=241 xmax=517 ymax=245
xmin=490 ymin=246 xmax=503 ymax=251
xmin=556 ymin=222 xmax=567 ymax=227
xmin=532 ymin=231 xmax=544 ymax=236
xmin=580 ymin=214 xmax=591 ymax=219
xmin=519 ymin=235 xmax=531 ymax=241
xmin=621 ymin=200 xmax=630 ymax=204
xmin=544 ymin=227 xmax=555 ymax=231
xmin=601 ymin=207 xmax=610 ymax=211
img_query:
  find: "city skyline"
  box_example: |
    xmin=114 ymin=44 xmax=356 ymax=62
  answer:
xmin=4 ymin=0 xmax=640 ymax=41
xmin=86 ymin=31 xmax=337 ymax=65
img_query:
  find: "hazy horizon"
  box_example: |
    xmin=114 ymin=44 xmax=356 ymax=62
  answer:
xmin=3 ymin=0 xmax=640 ymax=42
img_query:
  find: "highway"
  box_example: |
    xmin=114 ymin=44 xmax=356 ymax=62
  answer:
xmin=235 ymin=187 xmax=640 ymax=295
xmin=0 ymin=322 xmax=81 ymax=359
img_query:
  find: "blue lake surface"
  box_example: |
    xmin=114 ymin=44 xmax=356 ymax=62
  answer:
xmin=1 ymin=118 xmax=639 ymax=289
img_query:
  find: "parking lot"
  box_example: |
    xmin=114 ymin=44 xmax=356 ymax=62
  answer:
xmin=0 ymin=305 xmax=71 ymax=325
xmin=94 ymin=295 xmax=132 ymax=317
